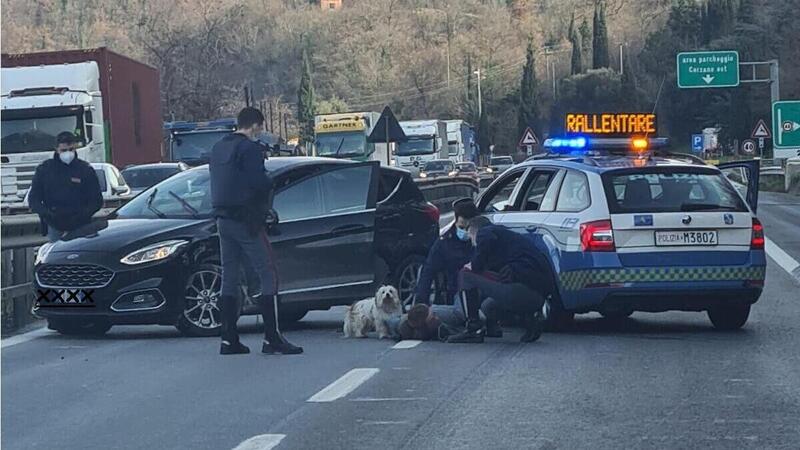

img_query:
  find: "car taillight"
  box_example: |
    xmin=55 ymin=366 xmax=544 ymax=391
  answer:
xmin=423 ymin=202 xmax=440 ymax=224
xmin=750 ymin=218 xmax=764 ymax=250
xmin=580 ymin=220 xmax=615 ymax=252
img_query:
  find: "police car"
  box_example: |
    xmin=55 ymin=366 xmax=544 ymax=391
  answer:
xmin=476 ymin=115 xmax=764 ymax=330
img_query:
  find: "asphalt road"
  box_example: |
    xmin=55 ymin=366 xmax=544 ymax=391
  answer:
xmin=2 ymin=193 xmax=799 ymax=450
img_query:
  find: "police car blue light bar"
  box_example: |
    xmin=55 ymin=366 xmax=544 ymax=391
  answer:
xmin=543 ymin=137 xmax=670 ymax=152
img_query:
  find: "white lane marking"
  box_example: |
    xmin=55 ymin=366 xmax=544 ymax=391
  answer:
xmin=392 ymin=340 xmax=421 ymax=349
xmin=1 ymin=327 xmax=54 ymax=349
xmin=232 ymin=434 xmax=285 ymax=450
xmin=765 ymin=236 xmax=800 ymax=277
xmin=350 ymin=397 xmax=428 ymax=402
xmin=362 ymin=420 xmax=410 ymax=425
xmin=307 ymin=368 xmax=379 ymax=403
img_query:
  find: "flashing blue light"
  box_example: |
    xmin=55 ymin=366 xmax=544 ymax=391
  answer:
xmin=545 ymin=136 xmax=588 ymax=152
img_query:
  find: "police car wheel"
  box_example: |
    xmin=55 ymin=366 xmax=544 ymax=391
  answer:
xmin=707 ymin=304 xmax=750 ymax=331
xmin=48 ymin=318 xmax=112 ymax=336
xmin=543 ymin=295 xmax=574 ymax=331
xmin=176 ymin=264 xmax=224 ymax=337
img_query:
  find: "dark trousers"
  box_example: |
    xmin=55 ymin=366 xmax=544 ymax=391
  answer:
xmin=217 ymin=218 xmax=278 ymax=298
xmin=458 ymin=269 xmax=543 ymax=323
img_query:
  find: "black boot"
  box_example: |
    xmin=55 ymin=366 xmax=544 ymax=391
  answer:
xmin=520 ymin=312 xmax=544 ymax=343
xmin=219 ymin=295 xmax=249 ymax=355
xmin=446 ymin=319 xmax=485 ymax=344
xmin=259 ymin=295 xmax=303 ymax=355
xmin=485 ymin=320 xmax=503 ymax=338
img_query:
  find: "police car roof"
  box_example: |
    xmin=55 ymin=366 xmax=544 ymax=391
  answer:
xmin=520 ymin=153 xmax=713 ymax=173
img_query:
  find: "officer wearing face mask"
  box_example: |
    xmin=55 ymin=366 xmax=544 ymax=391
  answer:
xmin=414 ymin=198 xmax=479 ymax=310
xmin=28 ymin=131 xmax=103 ymax=242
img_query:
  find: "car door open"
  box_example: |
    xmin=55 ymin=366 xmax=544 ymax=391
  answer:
xmin=718 ymin=160 xmax=760 ymax=213
xmin=271 ymin=162 xmax=380 ymax=303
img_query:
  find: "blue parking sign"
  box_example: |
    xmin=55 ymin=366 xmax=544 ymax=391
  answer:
xmin=691 ymin=134 xmax=703 ymax=153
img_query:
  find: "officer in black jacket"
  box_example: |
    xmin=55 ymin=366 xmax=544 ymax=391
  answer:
xmin=28 ymin=132 xmax=103 ymax=242
xmin=209 ymin=107 xmax=302 ymax=356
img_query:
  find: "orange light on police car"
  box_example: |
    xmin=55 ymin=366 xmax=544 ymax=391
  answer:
xmin=631 ymin=138 xmax=649 ymax=151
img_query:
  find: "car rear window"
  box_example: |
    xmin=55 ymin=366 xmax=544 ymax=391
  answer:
xmin=602 ymin=168 xmax=748 ymax=213
xmin=378 ymin=170 xmax=423 ymax=204
xmin=122 ymin=167 xmax=179 ymax=189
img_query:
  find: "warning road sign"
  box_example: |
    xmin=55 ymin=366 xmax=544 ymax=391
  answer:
xmin=518 ymin=127 xmax=538 ymax=147
xmin=751 ymin=119 xmax=771 ymax=139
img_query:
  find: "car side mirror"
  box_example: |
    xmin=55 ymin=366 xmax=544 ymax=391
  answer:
xmin=112 ymin=186 xmax=128 ymax=195
xmin=265 ymin=209 xmax=279 ymax=227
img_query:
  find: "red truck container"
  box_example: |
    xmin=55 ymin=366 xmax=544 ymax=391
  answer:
xmin=1 ymin=47 xmax=162 ymax=167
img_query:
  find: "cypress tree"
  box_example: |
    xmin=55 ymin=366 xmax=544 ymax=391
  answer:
xmin=592 ymin=1 xmax=610 ymax=69
xmin=569 ymin=13 xmax=583 ymax=75
xmin=297 ymin=48 xmax=315 ymax=146
xmin=518 ymin=38 xmax=539 ymax=140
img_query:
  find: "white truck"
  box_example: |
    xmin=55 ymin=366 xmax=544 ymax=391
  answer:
xmin=1 ymin=48 xmax=161 ymax=209
xmin=444 ymin=120 xmax=477 ymax=164
xmin=394 ymin=120 xmax=448 ymax=177
xmin=313 ymin=111 xmax=390 ymax=164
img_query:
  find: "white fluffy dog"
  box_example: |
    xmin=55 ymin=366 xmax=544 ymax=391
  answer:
xmin=343 ymin=285 xmax=402 ymax=339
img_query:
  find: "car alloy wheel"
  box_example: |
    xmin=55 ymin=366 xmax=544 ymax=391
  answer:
xmin=396 ymin=255 xmax=425 ymax=310
xmin=176 ymin=264 xmax=223 ymax=336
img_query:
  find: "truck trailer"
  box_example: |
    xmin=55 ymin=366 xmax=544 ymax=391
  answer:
xmin=1 ymin=47 xmax=161 ymax=208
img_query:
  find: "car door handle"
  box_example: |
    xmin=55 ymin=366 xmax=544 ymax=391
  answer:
xmin=331 ymin=225 xmax=367 ymax=236
xmin=525 ymin=225 xmax=538 ymax=232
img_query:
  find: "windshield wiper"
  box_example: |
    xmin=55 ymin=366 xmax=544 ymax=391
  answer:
xmin=168 ymin=190 xmax=199 ymax=218
xmin=146 ymin=188 xmax=166 ymax=218
xmin=334 ymin=138 xmax=346 ymax=157
xmin=680 ymin=203 xmax=739 ymax=212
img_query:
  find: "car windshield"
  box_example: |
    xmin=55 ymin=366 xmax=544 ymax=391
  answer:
xmin=457 ymin=163 xmax=476 ymax=171
xmin=116 ymin=168 xmax=212 ymax=219
xmin=122 ymin=167 xmax=180 ymax=189
xmin=491 ymin=157 xmax=513 ymax=165
xmin=424 ymin=161 xmax=451 ymax=172
xmin=396 ymin=137 xmax=435 ymax=156
xmin=171 ymin=131 xmax=230 ymax=161
xmin=315 ymin=131 xmax=368 ymax=157
xmin=603 ymin=169 xmax=748 ymax=213
xmin=1 ymin=112 xmax=82 ymax=154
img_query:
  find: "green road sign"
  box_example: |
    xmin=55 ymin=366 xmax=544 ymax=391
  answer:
xmin=677 ymin=51 xmax=740 ymax=89
xmin=773 ymin=101 xmax=800 ymax=149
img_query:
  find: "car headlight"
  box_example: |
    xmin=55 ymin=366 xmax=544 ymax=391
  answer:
xmin=486 ymin=168 xmax=494 ymax=173
xmin=120 ymin=240 xmax=188 ymax=265
xmin=449 ymin=171 xmax=458 ymax=176
xmin=35 ymin=242 xmax=55 ymax=265
xmin=419 ymin=172 xmax=428 ymax=178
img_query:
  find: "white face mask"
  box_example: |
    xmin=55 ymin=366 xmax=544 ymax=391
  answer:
xmin=59 ymin=151 xmax=76 ymax=165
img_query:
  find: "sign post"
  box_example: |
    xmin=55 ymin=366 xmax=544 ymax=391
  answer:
xmin=518 ymin=127 xmax=538 ymax=155
xmin=677 ymin=51 xmax=740 ymax=89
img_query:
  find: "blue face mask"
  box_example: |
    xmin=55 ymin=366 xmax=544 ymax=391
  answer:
xmin=456 ymin=227 xmax=469 ymax=241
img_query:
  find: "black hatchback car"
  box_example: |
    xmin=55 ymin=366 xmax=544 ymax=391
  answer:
xmin=33 ymin=158 xmax=439 ymax=336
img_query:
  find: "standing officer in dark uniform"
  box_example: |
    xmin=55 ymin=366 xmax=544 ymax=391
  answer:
xmin=210 ymin=107 xmax=302 ymax=356
xmin=28 ymin=131 xmax=103 ymax=242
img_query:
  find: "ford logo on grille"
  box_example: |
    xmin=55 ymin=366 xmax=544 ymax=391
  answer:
xmin=66 ymin=254 xmax=79 ymax=260
xmin=682 ymin=215 xmax=692 ymax=225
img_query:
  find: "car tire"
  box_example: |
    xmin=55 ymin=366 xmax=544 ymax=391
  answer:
xmin=175 ymin=264 xmax=224 ymax=337
xmin=543 ymin=294 xmax=574 ymax=331
xmin=48 ymin=318 xmax=112 ymax=336
xmin=393 ymin=254 xmax=426 ymax=310
xmin=708 ymin=304 xmax=750 ymax=331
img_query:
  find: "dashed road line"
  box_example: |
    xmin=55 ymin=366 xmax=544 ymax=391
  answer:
xmin=231 ymin=434 xmax=285 ymax=450
xmin=307 ymin=368 xmax=379 ymax=403
xmin=392 ymin=340 xmax=422 ymax=349
xmin=764 ymin=236 xmax=800 ymax=281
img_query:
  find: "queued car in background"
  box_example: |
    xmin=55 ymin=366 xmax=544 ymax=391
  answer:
xmin=418 ymin=159 xmax=455 ymax=179
xmin=91 ymin=163 xmax=132 ymax=202
xmin=453 ymin=161 xmax=480 ymax=182
xmin=121 ymin=162 xmax=190 ymax=196
xmin=487 ymin=155 xmax=514 ymax=175
xmin=32 ymin=158 xmax=439 ymax=336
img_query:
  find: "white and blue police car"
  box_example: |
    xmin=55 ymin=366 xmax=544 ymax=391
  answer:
xmin=475 ymin=134 xmax=764 ymax=330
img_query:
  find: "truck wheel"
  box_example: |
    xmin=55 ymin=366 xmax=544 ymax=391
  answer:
xmin=48 ymin=318 xmax=112 ymax=336
xmin=708 ymin=304 xmax=750 ymax=331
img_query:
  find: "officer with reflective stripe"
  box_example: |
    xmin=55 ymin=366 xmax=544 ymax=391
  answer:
xmin=210 ymin=107 xmax=302 ymax=356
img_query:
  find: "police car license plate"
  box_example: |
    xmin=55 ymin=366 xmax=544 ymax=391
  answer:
xmin=655 ymin=230 xmax=718 ymax=246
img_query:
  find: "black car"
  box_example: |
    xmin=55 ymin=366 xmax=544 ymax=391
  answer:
xmin=121 ymin=162 xmax=190 ymax=196
xmin=33 ymin=158 xmax=439 ymax=336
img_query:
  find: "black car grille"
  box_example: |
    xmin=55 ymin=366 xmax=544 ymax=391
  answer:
xmin=36 ymin=264 xmax=114 ymax=288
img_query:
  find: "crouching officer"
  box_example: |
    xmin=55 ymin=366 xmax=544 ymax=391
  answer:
xmin=210 ymin=107 xmax=302 ymax=356
xmin=414 ymin=198 xmax=479 ymax=309
xmin=447 ymin=217 xmax=548 ymax=343
xmin=28 ymin=131 xmax=103 ymax=242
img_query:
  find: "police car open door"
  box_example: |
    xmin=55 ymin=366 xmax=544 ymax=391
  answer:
xmin=269 ymin=161 xmax=380 ymax=301
xmin=717 ymin=160 xmax=760 ymax=213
